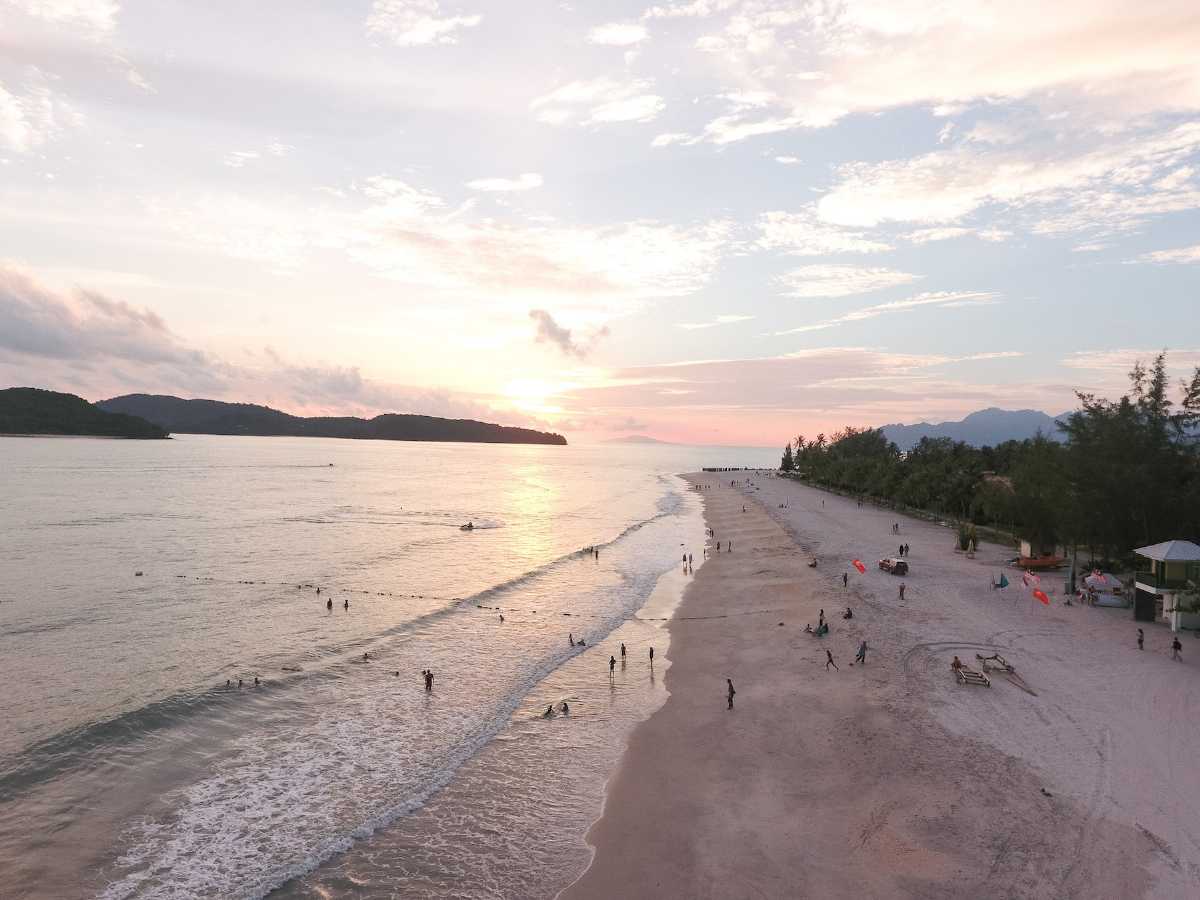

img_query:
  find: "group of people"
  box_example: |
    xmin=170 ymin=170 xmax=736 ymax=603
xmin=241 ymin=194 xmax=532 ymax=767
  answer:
xmin=1138 ymin=627 xmax=1185 ymax=661
xmin=897 ymin=543 xmax=910 ymax=557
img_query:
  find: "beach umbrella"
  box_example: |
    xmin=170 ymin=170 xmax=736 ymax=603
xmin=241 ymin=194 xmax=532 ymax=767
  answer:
xmin=852 ymin=559 xmax=866 ymax=573
xmin=1033 ymin=589 xmax=1050 ymax=605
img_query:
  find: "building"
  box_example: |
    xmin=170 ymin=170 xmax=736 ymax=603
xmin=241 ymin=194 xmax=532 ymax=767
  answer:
xmin=1133 ymin=540 xmax=1200 ymax=629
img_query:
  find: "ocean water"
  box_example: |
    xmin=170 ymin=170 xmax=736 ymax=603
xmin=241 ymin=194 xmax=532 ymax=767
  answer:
xmin=0 ymin=435 xmax=775 ymax=899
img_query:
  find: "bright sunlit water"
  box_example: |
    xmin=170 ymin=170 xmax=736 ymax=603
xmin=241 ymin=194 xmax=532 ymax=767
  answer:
xmin=0 ymin=435 xmax=775 ymax=899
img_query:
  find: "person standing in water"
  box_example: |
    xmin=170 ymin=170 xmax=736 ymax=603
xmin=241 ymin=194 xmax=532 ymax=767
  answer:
xmin=609 ymin=656 xmax=616 ymax=679
xmin=326 ymin=597 xmax=333 ymax=612
xmin=726 ymin=678 xmax=736 ymax=709
xmin=620 ymin=642 xmax=627 ymax=661
xmin=649 ymin=646 xmax=655 ymax=668
xmin=344 ymin=597 xmax=348 ymax=610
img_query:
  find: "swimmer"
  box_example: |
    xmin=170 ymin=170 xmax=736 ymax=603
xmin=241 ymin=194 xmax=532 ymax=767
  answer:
xmin=560 ymin=701 xmax=570 ymax=715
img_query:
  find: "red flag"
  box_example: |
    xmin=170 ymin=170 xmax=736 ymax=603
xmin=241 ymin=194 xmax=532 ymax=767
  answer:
xmin=853 ymin=559 xmax=866 ymax=573
xmin=1033 ymin=589 xmax=1050 ymax=605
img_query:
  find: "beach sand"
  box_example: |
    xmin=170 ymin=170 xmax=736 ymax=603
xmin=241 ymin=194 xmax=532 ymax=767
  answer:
xmin=563 ymin=474 xmax=1200 ymax=899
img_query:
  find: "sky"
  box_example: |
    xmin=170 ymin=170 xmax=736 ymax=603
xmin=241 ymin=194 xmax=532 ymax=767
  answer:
xmin=1 ymin=0 xmax=1199 ymax=446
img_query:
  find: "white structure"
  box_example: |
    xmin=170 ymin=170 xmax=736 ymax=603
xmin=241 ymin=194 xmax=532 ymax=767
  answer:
xmin=1133 ymin=540 xmax=1200 ymax=631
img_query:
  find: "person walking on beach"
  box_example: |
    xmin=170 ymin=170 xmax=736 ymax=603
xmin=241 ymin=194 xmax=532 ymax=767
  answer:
xmin=843 ymin=572 xmax=848 ymax=588
xmin=609 ymin=656 xmax=617 ymax=679
xmin=898 ymin=583 xmax=906 ymax=602
xmin=727 ymin=541 xmax=732 ymax=553
xmin=855 ymin=641 xmax=867 ymax=665
xmin=1172 ymin=637 xmax=1183 ymax=661
xmin=620 ymin=642 xmax=627 ymax=662
xmin=1137 ymin=628 xmax=1144 ymax=650
xmin=649 ymin=646 xmax=655 ymax=668
xmin=726 ymin=678 xmax=736 ymax=709
xmin=825 ymin=649 xmax=839 ymax=671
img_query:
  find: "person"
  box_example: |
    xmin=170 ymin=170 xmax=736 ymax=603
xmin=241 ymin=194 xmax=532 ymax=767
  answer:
xmin=727 ymin=678 xmax=736 ymax=709
xmin=609 ymin=655 xmax=616 ymax=678
xmin=804 ymin=624 xmax=813 ymax=633
xmin=843 ymin=608 xmax=853 ymax=619
xmin=499 ymin=613 xmax=505 ymax=623
xmin=649 ymin=646 xmax=654 ymax=667
xmin=620 ymin=642 xmax=626 ymax=661
xmin=344 ymin=597 xmax=349 ymax=610
xmin=424 ymin=670 xmax=434 ymax=691
xmin=226 ymin=679 xmax=232 ymax=688
xmin=316 ymin=587 xmax=321 ymax=595
xmin=1172 ymin=637 xmax=1183 ymax=661
xmin=688 ymin=553 xmax=693 ymax=567
xmin=716 ymin=541 xmax=721 ymax=552
xmin=543 ymin=705 xmax=555 ymax=719
xmin=727 ymin=541 xmax=732 ymax=553
xmin=594 ymin=548 xmax=599 ymax=560
xmin=904 ymin=543 xmax=910 ymax=556
xmin=1137 ymin=628 xmax=1144 ymax=650
xmin=683 ymin=552 xmax=688 ymax=564
xmin=825 ymin=649 xmax=839 ymax=671
xmin=238 ymin=678 xmax=243 ymax=688
xmin=855 ymin=641 xmax=867 ymax=665
xmin=254 ymin=676 xmax=260 ymax=687
xmin=808 ymin=558 xmax=818 ymax=568
xmin=362 ymin=652 xmax=370 ymax=661
xmin=818 ymin=608 xmax=825 ymax=628
xmin=560 ymin=700 xmax=570 ymax=715
xmin=899 ymin=544 xmax=904 ymax=557
xmin=742 ymin=504 xmax=746 ymax=513
xmin=326 ymin=597 xmax=333 ymax=612
xmin=898 ymin=583 xmax=906 ymax=601
xmin=951 ymin=656 xmax=963 ymax=671
xmin=578 ymin=638 xmax=586 ymax=646
xmin=843 ymin=572 xmax=848 ymax=588
xmin=569 ymin=633 xmax=575 ymax=647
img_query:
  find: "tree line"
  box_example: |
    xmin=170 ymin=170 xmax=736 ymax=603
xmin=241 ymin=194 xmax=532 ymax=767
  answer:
xmin=778 ymin=352 xmax=1200 ymax=563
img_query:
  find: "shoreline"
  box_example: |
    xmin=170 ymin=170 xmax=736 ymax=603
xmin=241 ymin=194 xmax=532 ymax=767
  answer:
xmin=562 ymin=473 xmax=1196 ymax=898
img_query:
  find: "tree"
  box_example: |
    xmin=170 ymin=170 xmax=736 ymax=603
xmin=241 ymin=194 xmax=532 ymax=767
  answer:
xmin=780 ymin=443 xmax=795 ymax=471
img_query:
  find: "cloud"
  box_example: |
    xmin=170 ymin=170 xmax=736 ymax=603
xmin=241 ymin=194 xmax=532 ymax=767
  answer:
xmin=1139 ymin=243 xmax=1200 ymax=263
xmin=529 ymin=309 xmax=609 ymax=358
xmin=667 ymin=0 xmax=1200 ymax=146
xmin=774 ymin=155 xmax=801 ymax=165
xmin=758 ymin=209 xmax=892 ymax=255
xmin=0 ymin=265 xmax=551 ymax=426
xmin=817 ymin=121 xmax=1200 ymax=237
xmin=775 ymin=265 xmax=919 ymax=299
xmin=588 ymin=23 xmax=649 ymax=46
xmin=7 ymin=0 xmax=119 ymax=38
xmin=466 ymin=173 xmax=543 ymax=192
xmin=0 ymin=265 xmax=209 ymax=369
xmin=651 ymin=132 xmax=694 ymax=147
xmin=905 ymin=227 xmax=972 ymax=244
xmin=678 ymin=314 xmax=754 ymax=330
xmin=366 ymin=0 xmax=481 ymax=47
xmin=0 ymin=70 xmax=80 ymax=153
xmin=531 ymin=78 xmax=665 ymax=126
xmin=773 ymin=290 xmax=1000 ymax=335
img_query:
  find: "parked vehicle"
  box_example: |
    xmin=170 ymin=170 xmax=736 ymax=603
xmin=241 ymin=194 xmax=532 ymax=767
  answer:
xmin=879 ymin=557 xmax=909 ymax=575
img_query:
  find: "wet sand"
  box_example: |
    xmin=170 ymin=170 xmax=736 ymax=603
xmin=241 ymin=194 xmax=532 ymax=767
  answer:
xmin=564 ymin=474 xmax=1200 ymax=899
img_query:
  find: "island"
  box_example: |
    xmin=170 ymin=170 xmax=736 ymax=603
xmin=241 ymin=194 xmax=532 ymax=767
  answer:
xmin=97 ymin=394 xmax=567 ymax=445
xmin=0 ymin=388 xmax=169 ymax=439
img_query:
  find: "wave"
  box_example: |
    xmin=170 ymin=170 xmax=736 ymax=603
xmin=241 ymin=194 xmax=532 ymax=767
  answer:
xmin=0 ymin=483 xmax=687 ymax=805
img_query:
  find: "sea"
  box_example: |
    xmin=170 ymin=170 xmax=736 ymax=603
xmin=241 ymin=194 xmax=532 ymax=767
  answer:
xmin=0 ymin=435 xmax=776 ymax=899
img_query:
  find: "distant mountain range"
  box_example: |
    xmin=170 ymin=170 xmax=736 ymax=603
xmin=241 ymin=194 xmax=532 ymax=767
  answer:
xmin=603 ymin=435 xmax=675 ymax=445
xmin=880 ymin=407 xmax=1069 ymax=451
xmin=97 ymin=394 xmax=567 ymax=445
xmin=0 ymin=388 xmax=168 ymax=439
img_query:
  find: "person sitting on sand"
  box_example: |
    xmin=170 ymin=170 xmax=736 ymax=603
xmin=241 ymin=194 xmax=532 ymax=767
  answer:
xmin=843 ymin=608 xmax=853 ymax=619
xmin=804 ymin=624 xmax=813 ymax=633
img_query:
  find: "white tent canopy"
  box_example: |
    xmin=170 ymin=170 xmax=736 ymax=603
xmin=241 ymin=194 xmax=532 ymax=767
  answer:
xmin=1133 ymin=540 xmax=1200 ymax=562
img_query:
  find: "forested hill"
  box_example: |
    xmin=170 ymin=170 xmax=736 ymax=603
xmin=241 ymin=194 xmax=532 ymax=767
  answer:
xmin=0 ymin=388 xmax=169 ymax=439
xmin=97 ymin=394 xmax=568 ymax=445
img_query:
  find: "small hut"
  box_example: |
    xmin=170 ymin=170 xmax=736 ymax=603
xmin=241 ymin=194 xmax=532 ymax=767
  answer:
xmin=1133 ymin=540 xmax=1200 ymax=629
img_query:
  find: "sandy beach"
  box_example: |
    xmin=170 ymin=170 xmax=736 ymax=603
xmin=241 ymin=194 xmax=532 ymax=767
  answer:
xmin=564 ymin=474 xmax=1200 ymax=899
